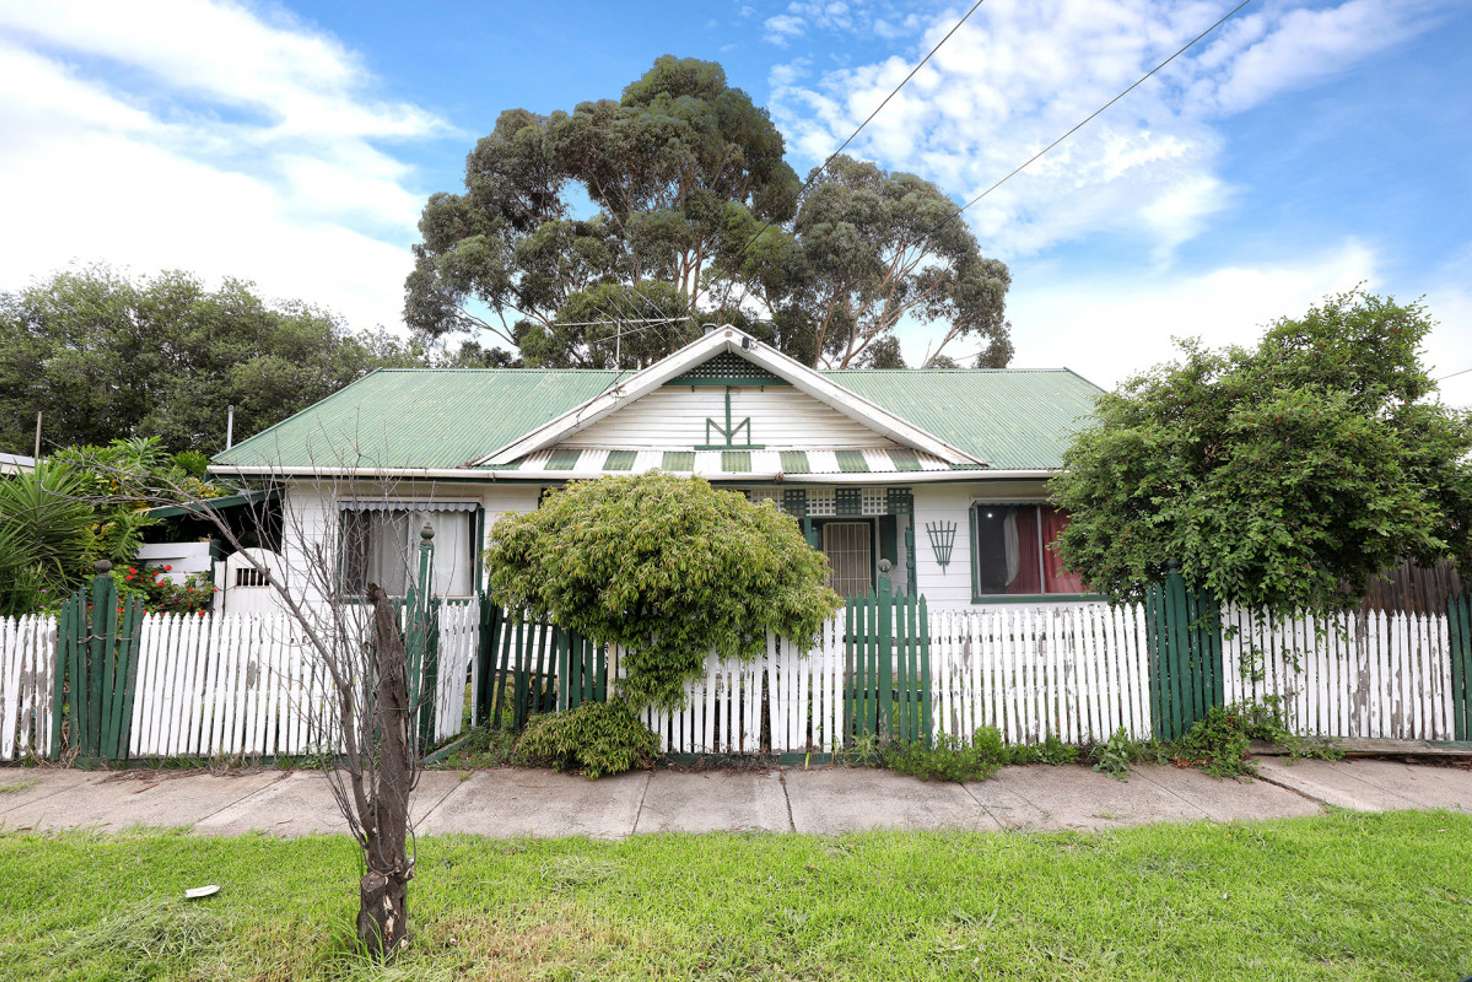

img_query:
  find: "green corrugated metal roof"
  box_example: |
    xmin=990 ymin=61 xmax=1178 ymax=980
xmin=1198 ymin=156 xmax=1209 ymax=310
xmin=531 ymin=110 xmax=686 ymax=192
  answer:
xmin=825 ymin=368 xmax=1103 ymax=470
xmin=213 ymin=368 xmax=620 ymax=469
xmin=212 ymin=364 xmax=1102 ymax=473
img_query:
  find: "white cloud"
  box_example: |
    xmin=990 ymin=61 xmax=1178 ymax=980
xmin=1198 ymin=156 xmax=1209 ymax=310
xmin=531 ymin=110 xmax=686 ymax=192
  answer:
xmin=0 ymin=0 xmax=446 ymax=330
xmin=899 ymin=238 xmax=1472 ymax=409
xmin=763 ymin=13 xmax=807 ymax=45
xmin=770 ymin=0 xmax=1442 ymax=261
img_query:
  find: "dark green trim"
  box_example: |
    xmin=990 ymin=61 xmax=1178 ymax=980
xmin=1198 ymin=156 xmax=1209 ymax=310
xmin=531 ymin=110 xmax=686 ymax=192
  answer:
xmin=970 ymin=593 xmax=1107 ymax=605
xmin=665 ymin=378 xmax=789 ymax=388
xmin=143 ymin=488 xmax=274 ymax=519
xmin=603 ymin=449 xmax=637 ymax=471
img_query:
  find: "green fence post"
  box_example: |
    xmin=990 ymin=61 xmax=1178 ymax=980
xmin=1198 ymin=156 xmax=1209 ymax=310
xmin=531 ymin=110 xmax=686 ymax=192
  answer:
xmin=1145 ymin=564 xmax=1224 ymax=741
xmin=1449 ymin=594 xmax=1471 ymax=741
xmin=409 ymin=523 xmax=436 ymax=748
xmin=918 ymin=594 xmax=931 ymax=746
xmin=877 ymin=578 xmax=892 ymax=741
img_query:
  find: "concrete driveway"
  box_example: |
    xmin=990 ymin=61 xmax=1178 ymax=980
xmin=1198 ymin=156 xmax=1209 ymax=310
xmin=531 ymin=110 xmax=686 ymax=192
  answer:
xmin=0 ymin=757 xmax=1467 ymax=838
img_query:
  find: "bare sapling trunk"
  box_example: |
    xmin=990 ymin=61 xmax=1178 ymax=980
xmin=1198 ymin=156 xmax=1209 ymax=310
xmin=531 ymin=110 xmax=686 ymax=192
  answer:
xmin=359 ymin=583 xmax=414 ymax=956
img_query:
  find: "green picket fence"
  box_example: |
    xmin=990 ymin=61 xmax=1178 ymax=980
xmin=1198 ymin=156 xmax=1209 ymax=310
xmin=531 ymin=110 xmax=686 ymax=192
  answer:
xmin=1445 ymin=593 xmax=1472 ymax=741
xmin=476 ymin=602 xmax=561 ymax=732
xmin=844 ymin=578 xmax=931 ymax=745
xmin=51 ymin=564 xmax=146 ymax=762
xmin=1143 ymin=569 xmax=1222 ymax=741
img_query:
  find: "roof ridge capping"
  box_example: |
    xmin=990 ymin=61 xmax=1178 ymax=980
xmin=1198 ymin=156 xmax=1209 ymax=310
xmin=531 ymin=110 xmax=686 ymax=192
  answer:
xmin=474 ymin=324 xmax=988 ymax=468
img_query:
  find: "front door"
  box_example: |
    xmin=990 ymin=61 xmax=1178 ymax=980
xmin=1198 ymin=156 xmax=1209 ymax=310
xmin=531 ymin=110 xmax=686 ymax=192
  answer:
xmin=821 ymin=520 xmax=874 ymax=599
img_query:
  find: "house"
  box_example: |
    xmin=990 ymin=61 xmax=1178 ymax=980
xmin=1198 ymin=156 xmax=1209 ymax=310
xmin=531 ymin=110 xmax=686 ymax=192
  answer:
xmin=208 ymin=325 xmax=1102 ymax=610
xmin=0 ymin=452 xmax=35 ymax=476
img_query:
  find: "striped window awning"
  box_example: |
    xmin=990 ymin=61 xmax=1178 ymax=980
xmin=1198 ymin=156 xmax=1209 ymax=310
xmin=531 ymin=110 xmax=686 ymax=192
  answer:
xmin=492 ymin=446 xmax=976 ymax=481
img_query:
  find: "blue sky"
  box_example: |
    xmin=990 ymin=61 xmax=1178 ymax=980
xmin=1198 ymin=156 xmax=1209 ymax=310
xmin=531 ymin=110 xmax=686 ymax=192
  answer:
xmin=1 ymin=0 xmax=1468 ymax=403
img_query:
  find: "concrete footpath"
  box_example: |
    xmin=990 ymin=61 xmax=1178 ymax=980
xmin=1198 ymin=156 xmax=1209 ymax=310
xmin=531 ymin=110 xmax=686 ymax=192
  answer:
xmin=0 ymin=758 xmax=1468 ymax=838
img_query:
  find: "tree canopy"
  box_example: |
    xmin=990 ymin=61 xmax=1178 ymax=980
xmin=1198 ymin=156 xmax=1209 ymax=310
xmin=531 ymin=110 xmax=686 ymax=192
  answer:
xmin=0 ymin=267 xmax=415 ymax=456
xmin=720 ymin=155 xmax=1011 ymax=368
xmin=1051 ymin=289 xmax=1472 ymax=616
xmin=406 ymin=56 xmax=799 ymax=368
xmin=405 ymin=56 xmax=1011 ymax=369
xmin=487 ymin=473 xmax=841 ymax=707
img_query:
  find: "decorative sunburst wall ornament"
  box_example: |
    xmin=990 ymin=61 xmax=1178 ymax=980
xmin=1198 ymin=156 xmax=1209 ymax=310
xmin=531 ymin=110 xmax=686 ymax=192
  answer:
xmin=926 ymin=521 xmax=957 ymax=572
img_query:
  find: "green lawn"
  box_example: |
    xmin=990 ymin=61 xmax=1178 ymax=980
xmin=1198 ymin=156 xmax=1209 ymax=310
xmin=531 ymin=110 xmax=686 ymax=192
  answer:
xmin=3 ymin=812 xmax=1470 ymax=980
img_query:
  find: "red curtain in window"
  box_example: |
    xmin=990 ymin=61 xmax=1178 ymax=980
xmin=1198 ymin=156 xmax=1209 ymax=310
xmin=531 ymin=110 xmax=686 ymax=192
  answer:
xmin=1008 ymin=505 xmax=1042 ymax=594
xmin=1040 ymin=506 xmax=1087 ymax=594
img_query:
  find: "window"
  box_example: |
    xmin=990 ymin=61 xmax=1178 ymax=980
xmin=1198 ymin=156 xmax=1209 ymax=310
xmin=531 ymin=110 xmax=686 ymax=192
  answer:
xmin=339 ymin=505 xmax=476 ymax=597
xmin=823 ymin=521 xmax=874 ymax=599
xmin=970 ymin=503 xmax=1088 ymax=599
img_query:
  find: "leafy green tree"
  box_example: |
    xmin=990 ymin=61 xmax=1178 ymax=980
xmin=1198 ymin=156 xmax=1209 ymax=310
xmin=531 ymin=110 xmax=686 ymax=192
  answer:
xmin=1051 ymin=289 xmax=1472 ymax=616
xmin=0 ymin=267 xmax=415 ymax=456
xmin=487 ymin=473 xmax=841 ymax=707
xmin=718 ymin=155 xmax=1012 ymax=367
xmin=406 ymin=56 xmax=799 ymax=367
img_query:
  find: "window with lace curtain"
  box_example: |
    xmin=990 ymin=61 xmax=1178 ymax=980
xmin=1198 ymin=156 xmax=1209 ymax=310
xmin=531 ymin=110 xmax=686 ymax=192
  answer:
xmin=338 ymin=504 xmax=477 ymax=597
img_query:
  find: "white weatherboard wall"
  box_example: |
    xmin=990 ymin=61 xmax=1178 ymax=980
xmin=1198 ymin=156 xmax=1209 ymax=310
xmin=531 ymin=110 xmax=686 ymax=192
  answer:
xmin=275 ymin=481 xmax=538 ymax=611
xmin=570 ymin=385 xmax=897 ymax=448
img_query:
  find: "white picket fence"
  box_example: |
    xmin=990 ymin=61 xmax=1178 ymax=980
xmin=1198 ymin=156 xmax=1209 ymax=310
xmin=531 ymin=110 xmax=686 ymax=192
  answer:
xmin=931 ymin=603 xmax=1155 ymax=744
xmin=1 ymin=598 xmax=1467 ymax=761
xmin=431 ymin=602 xmax=479 ymax=741
xmin=0 ymin=615 xmax=56 ymax=760
xmin=1222 ymin=605 xmax=1456 ymax=741
xmin=0 ymin=605 xmax=474 ymax=762
xmin=614 ymin=616 xmax=849 ymax=755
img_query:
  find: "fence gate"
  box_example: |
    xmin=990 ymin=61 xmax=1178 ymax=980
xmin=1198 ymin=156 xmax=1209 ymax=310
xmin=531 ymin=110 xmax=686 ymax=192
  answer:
xmin=844 ymin=576 xmax=930 ymax=745
xmin=1144 ymin=569 xmax=1222 ymax=741
xmin=52 ymin=562 xmax=145 ymax=762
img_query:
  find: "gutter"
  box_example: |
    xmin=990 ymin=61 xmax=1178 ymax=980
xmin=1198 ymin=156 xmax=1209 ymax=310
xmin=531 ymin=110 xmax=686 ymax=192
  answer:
xmin=209 ymin=465 xmax=1058 ymax=484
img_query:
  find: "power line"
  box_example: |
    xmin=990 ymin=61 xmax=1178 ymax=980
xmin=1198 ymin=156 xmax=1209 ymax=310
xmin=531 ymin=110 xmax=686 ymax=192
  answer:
xmin=733 ymin=0 xmax=989 ymax=261
xmin=1437 ymin=367 xmax=1472 ymax=382
xmin=919 ymin=0 xmax=1254 ymax=243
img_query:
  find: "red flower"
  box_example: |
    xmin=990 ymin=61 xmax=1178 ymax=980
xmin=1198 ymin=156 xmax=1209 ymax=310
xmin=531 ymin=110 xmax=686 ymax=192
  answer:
xmin=197 ymin=610 xmax=206 ymax=617
xmin=164 ymin=565 xmax=173 ymax=572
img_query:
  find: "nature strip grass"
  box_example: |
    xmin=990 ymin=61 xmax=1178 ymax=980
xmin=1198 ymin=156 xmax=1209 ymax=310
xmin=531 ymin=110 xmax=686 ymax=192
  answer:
xmin=0 ymin=811 xmax=1469 ymax=980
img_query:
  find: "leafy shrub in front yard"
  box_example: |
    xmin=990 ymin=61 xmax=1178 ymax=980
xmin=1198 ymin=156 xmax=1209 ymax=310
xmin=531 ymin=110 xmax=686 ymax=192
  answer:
xmin=516 ymin=701 xmax=660 ymax=779
xmin=487 ymin=473 xmax=841 ymax=708
xmin=114 ymin=566 xmax=215 ymax=614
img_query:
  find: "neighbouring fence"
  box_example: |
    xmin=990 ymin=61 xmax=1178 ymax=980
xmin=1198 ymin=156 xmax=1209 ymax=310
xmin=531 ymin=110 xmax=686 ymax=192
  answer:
xmin=1221 ymin=604 xmax=1456 ymax=742
xmin=7 ymin=567 xmax=1472 ymax=763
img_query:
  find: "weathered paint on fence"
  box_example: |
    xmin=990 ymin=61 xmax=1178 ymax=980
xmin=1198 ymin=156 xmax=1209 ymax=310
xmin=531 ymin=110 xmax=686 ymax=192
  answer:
xmin=617 ymin=614 xmax=847 ymax=755
xmin=0 ymin=614 xmax=55 ymax=760
xmin=1221 ymin=604 xmax=1457 ymax=741
xmin=931 ymin=602 xmax=1153 ymax=744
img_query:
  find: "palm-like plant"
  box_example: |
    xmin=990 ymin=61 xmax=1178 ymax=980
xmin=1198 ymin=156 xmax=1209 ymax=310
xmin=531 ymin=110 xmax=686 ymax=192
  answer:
xmin=0 ymin=462 xmax=97 ymax=614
